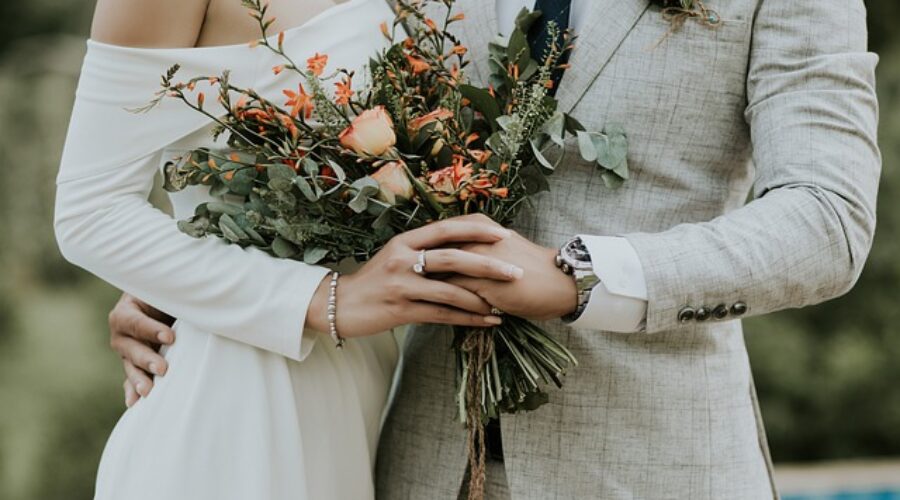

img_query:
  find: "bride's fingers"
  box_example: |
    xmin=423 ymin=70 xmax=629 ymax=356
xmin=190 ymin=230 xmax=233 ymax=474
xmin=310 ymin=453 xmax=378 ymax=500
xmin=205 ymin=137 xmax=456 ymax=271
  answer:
xmin=409 ymin=280 xmax=494 ymax=315
xmin=407 ymin=303 xmax=503 ymax=327
xmin=400 ymin=219 xmax=510 ymax=250
xmin=423 ymin=249 xmax=523 ymax=281
xmin=123 ymin=379 xmax=139 ymax=408
xmin=111 ymin=335 xmax=168 ymax=377
xmin=123 ymin=360 xmax=154 ymax=398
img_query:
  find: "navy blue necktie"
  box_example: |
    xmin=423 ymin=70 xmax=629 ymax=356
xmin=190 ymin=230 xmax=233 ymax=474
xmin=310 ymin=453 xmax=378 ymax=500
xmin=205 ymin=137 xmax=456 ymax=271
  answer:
xmin=528 ymin=0 xmax=573 ymax=96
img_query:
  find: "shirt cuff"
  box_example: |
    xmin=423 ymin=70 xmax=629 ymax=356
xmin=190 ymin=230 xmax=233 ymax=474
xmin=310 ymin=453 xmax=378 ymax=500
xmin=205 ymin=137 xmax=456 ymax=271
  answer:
xmin=566 ymin=235 xmax=648 ymax=332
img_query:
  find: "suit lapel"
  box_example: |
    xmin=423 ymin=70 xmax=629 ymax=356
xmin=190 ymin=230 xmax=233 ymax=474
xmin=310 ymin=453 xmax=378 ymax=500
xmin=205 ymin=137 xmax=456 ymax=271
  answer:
xmin=455 ymin=0 xmax=498 ymax=85
xmin=442 ymin=0 xmax=651 ymax=112
xmin=557 ymin=0 xmax=651 ymax=112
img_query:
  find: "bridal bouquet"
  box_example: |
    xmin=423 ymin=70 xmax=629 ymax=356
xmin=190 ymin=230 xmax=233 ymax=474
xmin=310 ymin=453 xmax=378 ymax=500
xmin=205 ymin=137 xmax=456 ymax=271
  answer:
xmin=147 ymin=0 xmax=627 ymax=494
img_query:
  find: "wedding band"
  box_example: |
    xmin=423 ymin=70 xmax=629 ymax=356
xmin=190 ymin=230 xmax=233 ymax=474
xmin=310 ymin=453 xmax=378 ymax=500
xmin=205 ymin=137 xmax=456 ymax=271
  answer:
xmin=412 ymin=249 xmax=427 ymax=275
xmin=490 ymin=307 xmax=505 ymax=316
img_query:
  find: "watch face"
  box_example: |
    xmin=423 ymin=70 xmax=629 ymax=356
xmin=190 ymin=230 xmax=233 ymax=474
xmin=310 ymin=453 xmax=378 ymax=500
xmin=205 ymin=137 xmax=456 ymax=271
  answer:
xmin=565 ymin=239 xmax=592 ymax=263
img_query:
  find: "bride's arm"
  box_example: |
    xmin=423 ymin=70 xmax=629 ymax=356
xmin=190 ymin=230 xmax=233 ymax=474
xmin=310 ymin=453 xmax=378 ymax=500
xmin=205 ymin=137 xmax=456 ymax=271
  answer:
xmin=91 ymin=0 xmax=211 ymax=49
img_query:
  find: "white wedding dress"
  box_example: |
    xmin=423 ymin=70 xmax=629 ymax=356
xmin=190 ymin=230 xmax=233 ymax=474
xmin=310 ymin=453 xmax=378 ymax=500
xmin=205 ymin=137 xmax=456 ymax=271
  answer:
xmin=53 ymin=0 xmax=399 ymax=498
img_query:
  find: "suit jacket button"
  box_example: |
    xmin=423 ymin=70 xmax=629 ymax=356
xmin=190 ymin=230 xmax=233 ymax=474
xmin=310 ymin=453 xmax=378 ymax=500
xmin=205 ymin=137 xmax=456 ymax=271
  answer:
xmin=695 ymin=307 xmax=711 ymax=321
xmin=712 ymin=304 xmax=729 ymax=320
xmin=678 ymin=307 xmax=696 ymax=323
xmin=731 ymin=302 xmax=749 ymax=316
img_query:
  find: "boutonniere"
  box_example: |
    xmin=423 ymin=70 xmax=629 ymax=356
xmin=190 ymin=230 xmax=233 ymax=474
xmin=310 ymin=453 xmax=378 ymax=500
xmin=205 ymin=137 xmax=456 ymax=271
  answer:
xmin=651 ymin=0 xmax=721 ymax=30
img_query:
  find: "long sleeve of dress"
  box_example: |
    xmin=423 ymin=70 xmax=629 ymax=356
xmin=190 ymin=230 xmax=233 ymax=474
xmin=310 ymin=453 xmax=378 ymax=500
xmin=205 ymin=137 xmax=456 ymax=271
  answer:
xmin=54 ymin=41 xmax=330 ymax=361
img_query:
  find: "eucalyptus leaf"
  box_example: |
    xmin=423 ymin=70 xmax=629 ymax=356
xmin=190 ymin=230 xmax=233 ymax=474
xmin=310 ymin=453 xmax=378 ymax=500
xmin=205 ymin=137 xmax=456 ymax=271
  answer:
xmin=268 ymin=177 xmax=293 ymax=192
xmin=542 ymin=111 xmax=566 ymax=146
xmin=293 ymin=177 xmax=319 ymax=202
xmin=267 ymin=163 xmax=296 ymax=181
xmin=209 ymin=182 xmax=230 ymax=198
xmin=206 ymin=202 xmax=244 ymax=216
xmin=218 ymin=213 xmax=249 ymax=241
xmin=576 ymin=130 xmax=598 ymax=162
xmin=601 ymin=170 xmax=625 ymax=189
xmin=349 ymin=177 xmax=379 ymax=213
xmin=303 ymin=247 xmax=329 ymax=264
xmin=272 ymin=237 xmax=299 ymax=258
xmin=302 ymin=157 xmax=319 ymax=177
xmin=372 ymin=206 xmax=393 ymax=229
xmin=530 ymin=139 xmax=555 ymax=171
xmin=326 ymin=160 xmax=347 ymax=182
xmin=226 ymin=168 xmax=257 ymax=196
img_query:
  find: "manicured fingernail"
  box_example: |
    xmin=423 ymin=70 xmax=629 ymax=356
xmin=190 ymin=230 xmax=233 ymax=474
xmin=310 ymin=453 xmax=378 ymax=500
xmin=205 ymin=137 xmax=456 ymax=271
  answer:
xmin=157 ymin=331 xmax=171 ymax=343
xmin=135 ymin=382 xmax=146 ymax=395
xmin=149 ymin=363 xmax=160 ymax=376
xmin=506 ymin=265 xmax=524 ymax=279
xmin=484 ymin=316 xmax=503 ymax=325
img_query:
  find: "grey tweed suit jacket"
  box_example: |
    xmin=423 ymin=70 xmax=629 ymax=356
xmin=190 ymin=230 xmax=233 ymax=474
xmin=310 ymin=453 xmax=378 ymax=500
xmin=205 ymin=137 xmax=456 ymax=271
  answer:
xmin=376 ymin=0 xmax=880 ymax=498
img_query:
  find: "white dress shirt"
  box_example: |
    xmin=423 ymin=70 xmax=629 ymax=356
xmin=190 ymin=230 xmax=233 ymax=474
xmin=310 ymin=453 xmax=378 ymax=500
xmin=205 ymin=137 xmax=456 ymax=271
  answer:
xmin=498 ymin=0 xmax=649 ymax=333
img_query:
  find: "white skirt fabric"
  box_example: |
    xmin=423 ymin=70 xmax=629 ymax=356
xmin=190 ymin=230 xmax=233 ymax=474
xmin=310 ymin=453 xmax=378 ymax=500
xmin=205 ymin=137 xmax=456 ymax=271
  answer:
xmin=96 ymin=323 xmax=398 ymax=499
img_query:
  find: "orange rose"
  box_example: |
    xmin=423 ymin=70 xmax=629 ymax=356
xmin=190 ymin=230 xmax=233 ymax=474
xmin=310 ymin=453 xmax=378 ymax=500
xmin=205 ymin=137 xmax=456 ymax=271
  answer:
xmin=370 ymin=161 xmax=414 ymax=204
xmin=338 ymin=106 xmax=397 ymax=157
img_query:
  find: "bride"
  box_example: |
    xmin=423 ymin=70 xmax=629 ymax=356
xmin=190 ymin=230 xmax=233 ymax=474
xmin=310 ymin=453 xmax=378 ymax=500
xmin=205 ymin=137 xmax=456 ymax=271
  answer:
xmin=53 ymin=0 xmax=521 ymax=498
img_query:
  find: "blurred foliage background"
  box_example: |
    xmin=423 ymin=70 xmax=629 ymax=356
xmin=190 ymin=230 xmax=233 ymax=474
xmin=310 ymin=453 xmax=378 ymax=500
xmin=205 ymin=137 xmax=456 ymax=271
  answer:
xmin=0 ymin=1 xmax=897 ymax=499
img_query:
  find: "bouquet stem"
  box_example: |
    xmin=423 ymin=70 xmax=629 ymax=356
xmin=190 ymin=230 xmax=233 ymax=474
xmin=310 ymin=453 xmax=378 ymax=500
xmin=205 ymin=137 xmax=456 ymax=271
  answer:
xmin=461 ymin=329 xmax=494 ymax=500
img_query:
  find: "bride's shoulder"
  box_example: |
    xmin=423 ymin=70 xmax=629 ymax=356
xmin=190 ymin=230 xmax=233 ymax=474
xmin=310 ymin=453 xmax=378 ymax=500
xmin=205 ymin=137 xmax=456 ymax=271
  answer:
xmin=90 ymin=0 xmax=210 ymax=48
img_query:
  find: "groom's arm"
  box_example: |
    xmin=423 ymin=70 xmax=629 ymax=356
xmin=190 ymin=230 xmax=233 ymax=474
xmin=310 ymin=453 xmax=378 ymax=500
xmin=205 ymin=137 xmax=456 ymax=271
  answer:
xmin=620 ymin=0 xmax=879 ymax=333
xmin=450 ymin=0 xmax=879 ymax=332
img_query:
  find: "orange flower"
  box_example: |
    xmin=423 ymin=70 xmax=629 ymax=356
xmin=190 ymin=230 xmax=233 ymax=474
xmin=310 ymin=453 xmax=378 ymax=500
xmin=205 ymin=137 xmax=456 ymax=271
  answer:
xmin=450 ymin=13 xmax=466 ymax=22
xmin=283 ymin=83 xmax=314 ymax=120
xmin=450 ymin=45 xmax=467 ymax=56
xmin=370 ymin=161 xmax=414 ymax=204
xmin=197 ymin=92 xmax=206 ymax=108
xmin=335 ymin=76 xmax=354 ymax=105
xmin=276 ymin=112 xmax=300 ymax=140
xmin=380 ymin=21 xmax=392 ymax=39
xmin=338 ymin=106 xmax=397 ymax=156
xmin=469 ymin=149 xmax=492 ymax=164
xmin=490 ymin=187 xmax=509 ymax=198
xmin=307 ymin=53 xmax=328 ymax=76
xmin=424 ymin=18 xmax=438 ymax=31
xmin=277 ymin=31 xmax=285 ymax=47
xmin=272 ymin=65 xmax=285 ymax=75
xmin=407 ymin=108 xmax=454 ymax=134
xmin=406 ymin=54 xmax=430 ymax=75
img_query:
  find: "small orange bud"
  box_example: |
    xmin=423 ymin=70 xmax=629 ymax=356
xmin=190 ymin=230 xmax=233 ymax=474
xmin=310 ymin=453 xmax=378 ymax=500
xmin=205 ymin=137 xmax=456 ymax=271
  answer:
xmin=380 ymin=21 xmax=392 ymax=39
xmin=197 ymin=92 xmax=205 ymax=108
xmin=223 ymin=170 xmax=235 ymax=181
xmin=277 ymin=31 xmax=285 ymax=47
xmin=450 ymin=13 xmax=466 ymax=22
xmin=273 ymin=65 xmax=285 ymax=75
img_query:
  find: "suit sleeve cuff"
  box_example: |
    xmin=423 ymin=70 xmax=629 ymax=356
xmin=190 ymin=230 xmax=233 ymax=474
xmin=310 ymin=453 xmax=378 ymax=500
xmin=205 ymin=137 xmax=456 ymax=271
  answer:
xmin=566 ymin=235 xmax=648 ymax=332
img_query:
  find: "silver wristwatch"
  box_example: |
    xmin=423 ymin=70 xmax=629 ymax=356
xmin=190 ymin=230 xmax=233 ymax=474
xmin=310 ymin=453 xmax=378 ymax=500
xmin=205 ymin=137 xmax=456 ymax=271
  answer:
xmin=555 ymin=237 xmax=600 ymax=323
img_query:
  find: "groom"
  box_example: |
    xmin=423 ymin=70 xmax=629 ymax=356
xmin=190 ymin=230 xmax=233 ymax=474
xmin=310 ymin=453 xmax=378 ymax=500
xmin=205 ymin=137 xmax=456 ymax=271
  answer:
xmin=107 ymin=0 xmax=880 ymax=498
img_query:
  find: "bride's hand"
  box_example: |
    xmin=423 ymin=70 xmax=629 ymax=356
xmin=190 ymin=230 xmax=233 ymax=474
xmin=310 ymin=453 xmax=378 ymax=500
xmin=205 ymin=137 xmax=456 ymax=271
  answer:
xmin=305 ymin=214 xmax=523 ymax=338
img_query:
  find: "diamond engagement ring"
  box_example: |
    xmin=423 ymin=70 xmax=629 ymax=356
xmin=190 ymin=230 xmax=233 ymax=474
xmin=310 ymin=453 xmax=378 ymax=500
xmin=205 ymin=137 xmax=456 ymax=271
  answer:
xmin=413 ymin=249 xmax=427 ymax=275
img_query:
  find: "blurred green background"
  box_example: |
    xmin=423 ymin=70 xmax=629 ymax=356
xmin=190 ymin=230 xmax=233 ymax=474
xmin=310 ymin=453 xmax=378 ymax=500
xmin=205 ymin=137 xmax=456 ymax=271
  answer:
xmin=0 ymin=1 xmax=897 ymax=499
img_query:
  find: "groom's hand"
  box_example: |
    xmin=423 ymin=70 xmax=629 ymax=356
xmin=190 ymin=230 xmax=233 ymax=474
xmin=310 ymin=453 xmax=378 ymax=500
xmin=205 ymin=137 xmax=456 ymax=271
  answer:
xmin=108 ymin=293 xmax=175 ymax=407
xmin=447 ymin=231 xmax=578 ymax=321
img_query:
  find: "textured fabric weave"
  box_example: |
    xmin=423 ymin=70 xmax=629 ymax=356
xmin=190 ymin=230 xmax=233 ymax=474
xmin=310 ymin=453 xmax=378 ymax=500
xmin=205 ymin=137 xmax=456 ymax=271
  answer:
xmin=377 ymin=0 xmax=880 ymax=498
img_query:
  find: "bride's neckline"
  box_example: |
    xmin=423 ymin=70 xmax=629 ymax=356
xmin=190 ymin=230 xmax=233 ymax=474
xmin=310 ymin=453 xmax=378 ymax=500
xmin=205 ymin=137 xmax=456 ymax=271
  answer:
xmin=88 ymin=0 xmax=372 ymax=53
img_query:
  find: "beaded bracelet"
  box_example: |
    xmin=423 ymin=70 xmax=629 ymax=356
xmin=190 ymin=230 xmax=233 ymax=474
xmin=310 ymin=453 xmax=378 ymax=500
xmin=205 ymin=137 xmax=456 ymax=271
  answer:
xmin=327 ymin=271 xmax=345 ymax=349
